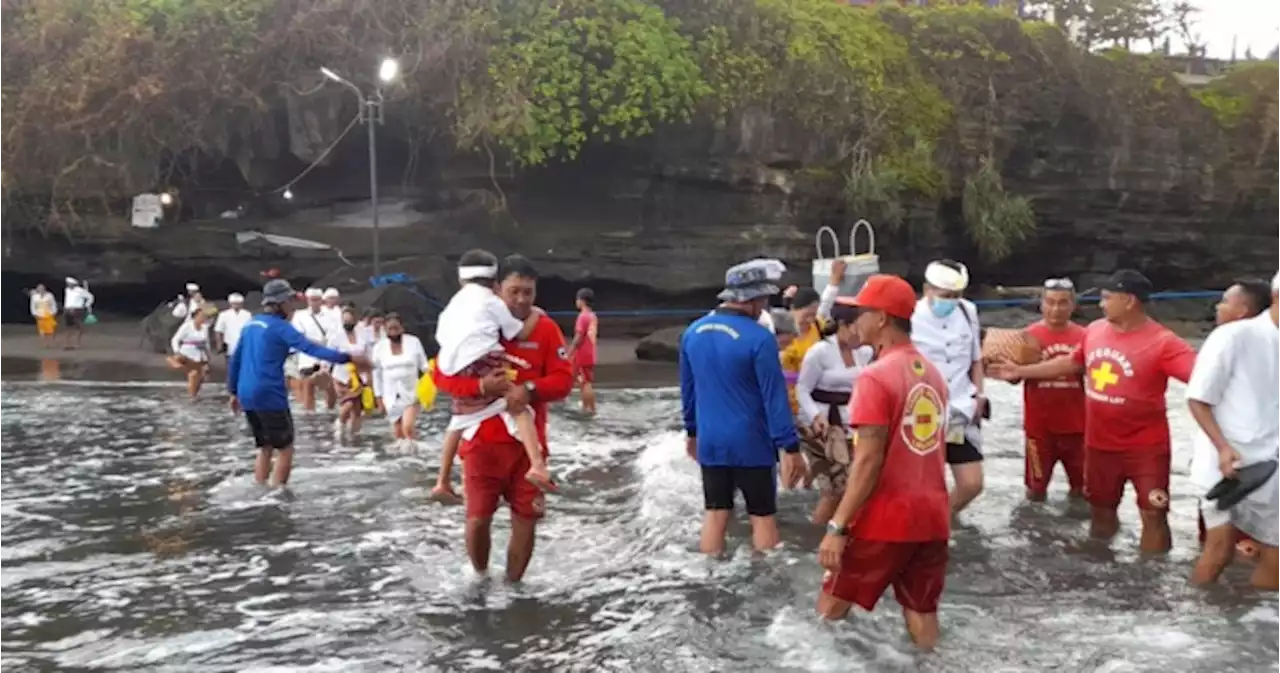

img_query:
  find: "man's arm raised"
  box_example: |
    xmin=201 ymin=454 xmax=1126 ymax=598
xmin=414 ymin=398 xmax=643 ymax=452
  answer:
xmin=989 ymin=354 xmax=1082 ymax=382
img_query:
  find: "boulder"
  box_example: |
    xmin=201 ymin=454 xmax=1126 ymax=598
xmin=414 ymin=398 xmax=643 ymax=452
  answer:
xmin=635 ymin=325 xmax=686 ymax=362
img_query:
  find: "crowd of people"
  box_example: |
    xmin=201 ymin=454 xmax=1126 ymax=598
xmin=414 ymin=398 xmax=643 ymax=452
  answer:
xmin=679 ymin=258 xmax=1279 ymax=650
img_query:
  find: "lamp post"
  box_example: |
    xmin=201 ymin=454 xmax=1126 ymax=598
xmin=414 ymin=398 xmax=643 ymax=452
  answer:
xmin=320 ymin=58 xmax=399 ymax=279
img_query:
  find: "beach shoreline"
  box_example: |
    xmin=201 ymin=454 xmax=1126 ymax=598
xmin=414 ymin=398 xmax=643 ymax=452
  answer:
xmin=0 ymin=322 xmax=678 ymax=388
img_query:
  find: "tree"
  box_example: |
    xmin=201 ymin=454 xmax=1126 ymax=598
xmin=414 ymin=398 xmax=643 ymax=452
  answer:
xmin=1168 ymin=1 xmax=1203 ymax=57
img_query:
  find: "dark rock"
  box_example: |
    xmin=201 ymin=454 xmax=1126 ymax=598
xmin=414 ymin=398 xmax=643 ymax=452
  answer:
xmin=635 ymin=325 xmax=687 ymax=362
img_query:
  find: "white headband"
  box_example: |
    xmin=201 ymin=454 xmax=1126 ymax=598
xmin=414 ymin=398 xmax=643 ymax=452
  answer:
xmin=228 ymin=293 xmax=244 ymax=303
xmin=459 ymin=265 xmax=498 ymax=281
xmin=925 ymin=261 xmax=969 ymax=292
xmin=186 ymin=283 xmax=199 ymax=292
xmin=1272 ymin=270 xmax=1279 ymax=294
xmin=322 ymin=288 xmax=339 ymax=299
xmin=66 ymin=277 xmax=78 ymax=285
xmin=304 ymin=287 xmax=323 ymax=298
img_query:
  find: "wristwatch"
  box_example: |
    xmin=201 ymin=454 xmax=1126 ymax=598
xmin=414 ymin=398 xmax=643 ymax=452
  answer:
xmin=523 ymin=380 xmax=537 ymax=398
xmin=826 ymin=521 xmax=848 ymax=537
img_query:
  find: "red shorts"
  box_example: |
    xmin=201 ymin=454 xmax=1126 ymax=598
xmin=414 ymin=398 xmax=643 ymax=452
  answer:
xmin=1025 ymin=433 xmax=1085 ymax=496
xmin=461 ymin=440 xmax=545 ymax=521
xmin=573 ymin=362 xmax=595 ymax=384
xmin=1197 ymin=513 xmax=1258 ymax=550
xmin=821 ymin=539 xmax=948 ymax=613
xmin=1083 ymin=446 xmax=1170 ymax=511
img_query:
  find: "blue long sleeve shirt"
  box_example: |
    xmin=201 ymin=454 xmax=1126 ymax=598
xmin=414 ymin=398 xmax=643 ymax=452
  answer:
xmin=679 ymin=307 xmax=800 ymax=467
xmin=227 ymin=312 xmax=351 ymax=411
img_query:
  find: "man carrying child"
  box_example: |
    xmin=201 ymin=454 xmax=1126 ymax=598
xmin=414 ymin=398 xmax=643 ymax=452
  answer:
xmin=433 ymin=254 xmax=574 ymax=581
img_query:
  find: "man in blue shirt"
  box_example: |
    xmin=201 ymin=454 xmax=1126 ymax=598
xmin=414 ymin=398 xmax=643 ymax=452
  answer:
xmin=680 ymin=259 xmax=804 ymax=555
xmin=228 ymin=279 xmax=369 ymax=487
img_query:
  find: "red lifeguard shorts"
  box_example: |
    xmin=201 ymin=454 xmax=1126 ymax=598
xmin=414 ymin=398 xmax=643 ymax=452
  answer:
xmin=461 ymin=439 xmax=545 ymax=521
xmin=821 ymin=539 xmax=949 ymax=613
xmin=1025 ymin=433 xmax=1085 ymax=497
xmin=1083 ymin=446 xmax=1171 ymax=511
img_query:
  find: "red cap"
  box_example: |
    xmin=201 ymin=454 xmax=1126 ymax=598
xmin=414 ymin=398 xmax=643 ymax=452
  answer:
xmin=849 ymin=274 xmax=917 ymax=320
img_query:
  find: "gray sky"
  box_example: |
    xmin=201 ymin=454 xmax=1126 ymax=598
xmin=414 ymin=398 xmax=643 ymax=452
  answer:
xmin=1188 ymin=0 xmax=1278 ymax=59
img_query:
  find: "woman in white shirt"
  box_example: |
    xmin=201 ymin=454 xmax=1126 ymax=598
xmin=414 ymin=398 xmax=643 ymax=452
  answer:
xmin=371 ymin=313 xmax=429 ymax=447
xmin=795 ymin=301 xmax=875 ymax=525
xmin=168 ymin=307 xmax=213 ymax=400
xmin=328 ymin=307 xmax=373 ymax=442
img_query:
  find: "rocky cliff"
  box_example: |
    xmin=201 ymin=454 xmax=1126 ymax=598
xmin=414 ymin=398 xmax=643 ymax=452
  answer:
xmin=2 ymin=4 xmax=1275 ymax=322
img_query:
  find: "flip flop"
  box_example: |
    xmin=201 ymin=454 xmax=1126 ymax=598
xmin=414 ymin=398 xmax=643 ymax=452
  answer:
xmin=428 ymin=488 xmax=464 ymax=505
xmin=1207 ymin=459 xmax=1278 ymax=511
xmin=526 ymin=472 xmax=559 ymax=494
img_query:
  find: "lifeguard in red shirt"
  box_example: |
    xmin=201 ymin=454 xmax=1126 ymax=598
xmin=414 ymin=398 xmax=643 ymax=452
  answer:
xmin=816 ymin=274 xmax=951 ymax=651
xmin=1020 ymin=278 xmax=1087 ymax=502
xmin=432 ymin=255 xmax=573 ymax=582
xmin=991 ymin=270 xmax=1196 ymax=552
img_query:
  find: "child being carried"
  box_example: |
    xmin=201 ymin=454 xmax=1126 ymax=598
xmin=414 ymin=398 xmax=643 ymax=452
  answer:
xmin=433 ymin=249 xmax=555 ymax=496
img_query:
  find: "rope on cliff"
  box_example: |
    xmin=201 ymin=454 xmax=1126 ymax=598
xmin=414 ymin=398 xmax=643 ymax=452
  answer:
xmin=269 ymin=113 xmax=362 ymax=196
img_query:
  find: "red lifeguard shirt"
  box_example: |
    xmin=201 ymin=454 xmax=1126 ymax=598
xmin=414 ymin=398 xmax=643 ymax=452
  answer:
xmin=433 ymin=313 xmax=574 ymax=450
xmin=1070 ymin=318 xmax=1196 ymax=452
xmin=1023 ymin=321 xmax=1087 ymax=436
xmin=847 ymin=343 xmax=951 ymax=542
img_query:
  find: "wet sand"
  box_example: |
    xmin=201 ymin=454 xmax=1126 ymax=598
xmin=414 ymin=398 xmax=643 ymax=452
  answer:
xmin=0 ymin=322 xmax=677 ymax=388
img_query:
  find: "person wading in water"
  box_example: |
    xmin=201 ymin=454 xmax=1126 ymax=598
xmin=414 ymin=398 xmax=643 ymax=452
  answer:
xmin=371 ymin=313 xmax=430 ymax=450
xmin=1186 ymin=272 xmax=1278 ymax=589
xmin=328 ymin=306 xmax=373 ymax=443
xmin=568 ymin=287 xmax=599 ymax=414
xmin=816 ymin=274 xmax=951 ymax=651
xmin=433 ymin=255 xmax=573 ymax=581
xmin=169 ymin=307 xmax=215 ymax=400
xmin=1012 ymin=278 xmax=1087 ymax=502
xmin=990 ymin=270 xmax=1196 ymax=552
xmin=679 ymin=259 xmax=804 ymax=555
xmin=228 ymin=280 xmax=368 ymax=487
xmin=795 ymin=300 xmax=873 ymax=524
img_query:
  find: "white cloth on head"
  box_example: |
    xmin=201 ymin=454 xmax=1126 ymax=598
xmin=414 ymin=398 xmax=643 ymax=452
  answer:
xmin=185 ymin=282 xmax=199 ymax=293
xmin=64 ymin=286 xmax=94 ymax=310
xmin=214 ymin=307 xmax=252 ymax=354
xmin=304 ymin=287 xmax=323 ymax=298
xmin=228 ymin=293 xmax=244 ymax=303
xmin=371 ymin=334 xmax=428 ymax=423
xmin=1272 ymin=270 xmax=1280 ymax=293
xmin=327 ymin=328 xmax=372 ymax=385
xmin=323 ymin=287 xmax=340 ymax=299
xmin=1187 ymin=312 xmax=1280 ymax=491
xmin=66 ymin=277 xmax=78 ymax=286
xmin=911 ymin=297 xmax=982 ymax=446
xmin=925 ymin=261 xmax=970 ymax=292
xmin=458 ymin=265 xmax=498 ymax=281
xmin=170 ymin=320 xmax=211 ymax=362
xmin=291 ymin=308 xmax=331 ymax=370
xmin=795 ymin=337 xmax=875 ymax=427
xmin=434 ymin=283 xmax=526 ymax=376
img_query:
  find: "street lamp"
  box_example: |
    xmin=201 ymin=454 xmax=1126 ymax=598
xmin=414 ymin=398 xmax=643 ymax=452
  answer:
xmin=319 ymin=57 xmax=400 ymax=278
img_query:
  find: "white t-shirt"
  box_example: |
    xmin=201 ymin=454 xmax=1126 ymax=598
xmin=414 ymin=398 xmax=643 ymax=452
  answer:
xmin=911 ymin=297 xmax=981 ymax=426
xmin=434 ymin=283 xmax=525 ymax=376
xmin=327 ymin=329 xmax=372 ymax=385
xmin=291 ymin=308 xmax=332 ymax=369
xmin=795 ymin=337 xmax=875 ymax=426
xmin=214 ymin=308 xmax=253 ymax=354
xmin=1186 ymin=312 xmax=1280 ymax=491
xmin=64 ymin=286 xmax=94 ymax=310
xmin=170 ymin=321 xmax=211 ymax=362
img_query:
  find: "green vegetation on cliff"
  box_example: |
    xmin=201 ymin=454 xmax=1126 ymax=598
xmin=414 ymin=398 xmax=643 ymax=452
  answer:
xmin=2 ymin=1 xmax=1275 ymax=259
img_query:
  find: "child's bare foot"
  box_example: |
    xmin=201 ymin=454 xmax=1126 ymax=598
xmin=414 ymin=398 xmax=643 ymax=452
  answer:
xmin=525 ymin=464 xmax=558 ymax=493
xmin=429 ymin=483 xmax=463 ymax=505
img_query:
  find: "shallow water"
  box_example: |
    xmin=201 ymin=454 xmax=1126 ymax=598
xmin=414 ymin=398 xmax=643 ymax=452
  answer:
xmin=1 ymin=381 xmax=1276 ymax=672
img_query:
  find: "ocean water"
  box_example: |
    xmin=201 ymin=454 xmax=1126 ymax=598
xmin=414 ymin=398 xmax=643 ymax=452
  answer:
xmin=0 ymin=381 xmax=1276 ymax=672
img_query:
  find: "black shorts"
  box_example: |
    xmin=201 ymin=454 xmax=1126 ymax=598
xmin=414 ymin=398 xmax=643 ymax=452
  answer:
xmin=946 ymin=439 xmax=983 ymax=465
xmin=245 ymin=410 xmax=295 ymax=449
xmin=701 ymin=465 xmax=777 ymax=517
xmin=64 ymin=308 xmax=86 ymax=328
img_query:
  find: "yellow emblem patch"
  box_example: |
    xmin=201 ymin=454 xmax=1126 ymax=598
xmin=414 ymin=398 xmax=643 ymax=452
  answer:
xmin=910 ymin=358 xmax=927 ymax=377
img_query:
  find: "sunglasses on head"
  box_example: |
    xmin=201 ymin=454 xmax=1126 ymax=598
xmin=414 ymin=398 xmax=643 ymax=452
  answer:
xmin=1043 ymin=278 xmax=1074 ymax=291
